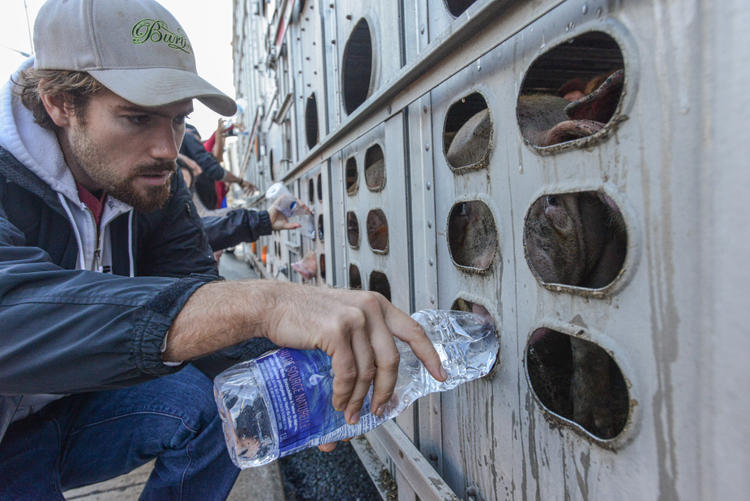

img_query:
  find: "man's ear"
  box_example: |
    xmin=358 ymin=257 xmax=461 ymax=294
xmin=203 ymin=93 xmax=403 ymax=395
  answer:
xmin=39 ymin=92 xmax=74 ymax=128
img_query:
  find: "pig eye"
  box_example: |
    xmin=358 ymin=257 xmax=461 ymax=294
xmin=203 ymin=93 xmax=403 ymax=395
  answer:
xmin=546 ymin=195 xmax=559 ymax=206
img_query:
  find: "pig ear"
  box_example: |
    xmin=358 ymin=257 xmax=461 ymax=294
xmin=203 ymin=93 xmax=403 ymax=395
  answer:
xmin=292 ymin=251 xmax=318 ymax=280
xmin=565 ymin=69 xmax=625 ymax=123
xmin=543 ymin=119 xmax=605 ymax=146
xmin=557 ymin=77 xmax=588 ymax=102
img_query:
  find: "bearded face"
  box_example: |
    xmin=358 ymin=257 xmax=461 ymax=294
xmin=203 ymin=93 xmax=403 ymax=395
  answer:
xmin=56 ymin=89 xmax=191 ymax=213
xmin=68 ymin=121 xmax=175 ymax=212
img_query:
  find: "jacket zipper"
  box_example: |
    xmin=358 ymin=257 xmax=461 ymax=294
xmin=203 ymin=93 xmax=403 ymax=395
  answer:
xmin=83 ymin=205 xmax=102 ymax=272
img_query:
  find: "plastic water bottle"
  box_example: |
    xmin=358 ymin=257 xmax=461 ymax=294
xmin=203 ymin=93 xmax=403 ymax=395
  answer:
xmin=213 ymin=309 xmax=499 ymax=468
xmin=265 ymin=182 xmax=315 ymax=239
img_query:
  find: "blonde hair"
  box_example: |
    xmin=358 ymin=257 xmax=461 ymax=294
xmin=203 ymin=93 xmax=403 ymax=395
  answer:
xmin=14 ymin=68 xmax=104 ymax=130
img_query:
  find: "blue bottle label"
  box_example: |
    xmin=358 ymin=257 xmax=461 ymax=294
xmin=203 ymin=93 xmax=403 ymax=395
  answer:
xmin=255 ymin=348 xmax=356 ymax=455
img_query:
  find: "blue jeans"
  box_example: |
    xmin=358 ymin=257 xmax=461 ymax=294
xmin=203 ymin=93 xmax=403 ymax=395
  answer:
xmin=0 ymin=365 xmax=239 ymax=500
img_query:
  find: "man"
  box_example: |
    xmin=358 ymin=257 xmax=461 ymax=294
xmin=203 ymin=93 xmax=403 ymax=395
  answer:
xmin=0 ymin=1 xmax=446 ymax=499
xmin=181 ymin=122 xmax=253 ymax=211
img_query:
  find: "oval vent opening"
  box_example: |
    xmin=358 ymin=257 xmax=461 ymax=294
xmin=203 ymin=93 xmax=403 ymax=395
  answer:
xmin=526 ymin=328 xmax=630 ymax=440
xmin=523 ymin=191 xmax=627 ymax=289
xmin=342 ymin=18 xmax=373 ymax=115
xmin=444 ymin=92 xmax=492 ymax=171
xmin=448 ymin=201 xmax=497 ymax=270
xmin=517 ymin=31 xmax=625 ymax=148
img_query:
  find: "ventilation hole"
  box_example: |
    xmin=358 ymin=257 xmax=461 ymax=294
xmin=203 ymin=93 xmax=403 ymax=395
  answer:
xmin=345 ymin=156 xmax=359 ymax=195
xmin=319 ymin=254 xmax=326 ymax=280
xmin=308 ymin=178 xmax=315 ymax=203
xmin=342 ymin=18 xmax=373 ymax=114
xmin=517 ymin=32 xmax=625 ymax=148
xmin=317 ymin=214 xmax=324 ymax=241
xmin=369 ymin=271 xmax=391 ymax=302
xmin=269 ymin=149 xmax=276 ymax=181
xmin=447 ymin=201 xmax=497 ymax=270
xmin=444 ymin=93 xmax=492 ymax=170
xmin=364 ymin=144 xmax=385 ymax=191
xmin=317 ymin=174 xmax=323 ymax=202
xmin=526 ymin=328 xmax=630 ymax=440
xmin=450 ymin=299 xmax=495 ymax=327
xmin=305 ymin=93 xmax=319 ymax=149
xmin=523 ymin=192 xmax=627 ymax=289
xmin=444 ymin=0 xmax=478 ymax=17
xmin=366 ymin=209 xmax=389 ymax=253
xmin=347 ymin=211 xmax=360 ymax=248
xmin=349 ymin=264 xmax=362 ymax=289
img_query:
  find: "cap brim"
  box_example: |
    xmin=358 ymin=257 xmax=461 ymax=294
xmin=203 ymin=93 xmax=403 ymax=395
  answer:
xmin=88 ymin=67 xmax=237 ymax=116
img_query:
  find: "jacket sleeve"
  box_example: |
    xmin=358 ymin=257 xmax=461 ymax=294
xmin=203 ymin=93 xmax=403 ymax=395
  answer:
xmin=0 ymin=170 xmax=226 ymax=394
xmin=201 ymin=209 xmax=272 ymax=251
xmin=180 ymin=132 xmax=225 ymax=181
xmin=0 ymin=210 xmax=220 ymax=394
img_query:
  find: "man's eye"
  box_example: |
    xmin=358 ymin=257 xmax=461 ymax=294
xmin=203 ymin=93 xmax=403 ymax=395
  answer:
xmin=174 ymin=114 xmax=191 ymax=126
xmin=127 ymin=115 xmax=150 ymax=125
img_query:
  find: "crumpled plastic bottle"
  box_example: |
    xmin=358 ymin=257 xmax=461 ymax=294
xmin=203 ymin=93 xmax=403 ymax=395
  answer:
xmin=265 ymin=183 xmax=315 ymax=239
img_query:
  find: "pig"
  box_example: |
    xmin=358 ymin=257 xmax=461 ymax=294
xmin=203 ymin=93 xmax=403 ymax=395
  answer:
xmin=557 ymin=78 xmax=588 ymax=102
xmin=516 ymin=94 xmax=571 ymax=146
xmin=291 ymin=251 xmax=317 ymax=280
xmin=448 ymin=202 xmax=496 ymax=269
xmin=523 ymin=192 xmax=628 ymax=439
xmin=523 ymin=192 xmax=625 ymax=287
xmin=518 ymin=68 xmax=624 ymax=147
xmin=446 ymin=108 xmax=493 ymax=168
xmin=347 ymin=211 xmax=360 ymax=247
xmin=366 ymin=209 xmax=389 ymax=252
xmin=365 ymin=156 xmax=385 ymax=190
xmin=565 ymin=69 xmax=624 ymax=124
xmin=349 ymin=264 xmax=362 ymax=289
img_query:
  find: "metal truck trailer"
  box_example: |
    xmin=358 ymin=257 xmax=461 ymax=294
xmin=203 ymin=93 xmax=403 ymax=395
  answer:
xmin=229 ymin=1 xmax=750 ymax=499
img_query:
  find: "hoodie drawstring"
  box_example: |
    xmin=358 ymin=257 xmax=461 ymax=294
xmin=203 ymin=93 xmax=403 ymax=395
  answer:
xmin=127 ymin=210 xmax=134 ymax=277
xmin=57 ymin=193 xmax=85 ymax=270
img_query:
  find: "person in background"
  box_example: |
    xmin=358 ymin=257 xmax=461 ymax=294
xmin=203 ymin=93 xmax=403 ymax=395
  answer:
xmin=0 ymin=0 xmax=447 ymax=499
xmin=181 ymin=122 xmax=253 ymax=211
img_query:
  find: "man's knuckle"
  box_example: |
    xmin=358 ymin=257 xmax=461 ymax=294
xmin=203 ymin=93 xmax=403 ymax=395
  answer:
xmin=381 ymin=354 xmax=400 ymax=372
xmin=360 ymin=366 xmax=376 ymax=382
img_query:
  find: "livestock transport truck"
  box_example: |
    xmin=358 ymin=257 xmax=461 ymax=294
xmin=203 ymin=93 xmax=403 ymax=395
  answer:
xmin=226 ymin=0 xmax=749 ymax=499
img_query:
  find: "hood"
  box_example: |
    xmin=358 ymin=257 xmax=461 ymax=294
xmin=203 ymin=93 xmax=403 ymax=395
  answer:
xmin=0 ymin=57 xmax=80 ymax=205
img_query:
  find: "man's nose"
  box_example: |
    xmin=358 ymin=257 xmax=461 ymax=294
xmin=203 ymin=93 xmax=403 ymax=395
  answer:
xmin=149 ymin=126 xmax=180 ymax=161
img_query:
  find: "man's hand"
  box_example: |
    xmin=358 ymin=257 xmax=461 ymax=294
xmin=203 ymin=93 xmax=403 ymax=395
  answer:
xmin=240 ymin=180 xmax=258 ymax=195
xmin=165 ymin=281 xmax=447 ymax=426
xmin=178 ymin=153 xmax=202 ymax=176
xmin=268 ymin=196 xmax=311 ymax=231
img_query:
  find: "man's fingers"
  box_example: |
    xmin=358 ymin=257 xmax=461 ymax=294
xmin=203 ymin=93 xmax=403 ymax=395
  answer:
xmin=380 ymin=298 xmax=447 ymax=382
xmin=328 ymin=308 xmax=366 ymax=411
xmin=318 ymin=443 xmax=337 ymax=452
xmin=344 ymin=330 xmax=376 ymax=424
xmin=366 ymin=306 xmax=400 ymax=416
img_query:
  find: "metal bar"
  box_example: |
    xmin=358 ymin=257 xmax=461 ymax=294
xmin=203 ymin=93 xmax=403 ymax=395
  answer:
xmin=349 ymin=436 xmax=398 ymax=501
xmin=281 ymin=0 xmax=565 ymax=183
xmin=366 ymin=420 xmax=459 ymax=501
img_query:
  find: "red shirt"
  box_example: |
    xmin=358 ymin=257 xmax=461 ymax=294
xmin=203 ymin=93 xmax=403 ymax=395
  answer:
xmin=76 ymin=183 xmax=107 ymax=228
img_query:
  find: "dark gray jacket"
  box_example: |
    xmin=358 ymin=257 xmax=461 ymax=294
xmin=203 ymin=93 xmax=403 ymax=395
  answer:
xmin=0 ymin=146 xmax=272 ymax=444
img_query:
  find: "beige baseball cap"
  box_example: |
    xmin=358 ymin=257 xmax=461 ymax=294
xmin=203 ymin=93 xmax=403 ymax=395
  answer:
xmin=33 ymin=0 xmax=236 ymax=116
